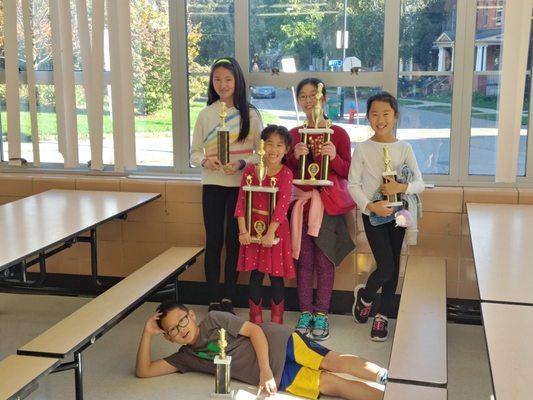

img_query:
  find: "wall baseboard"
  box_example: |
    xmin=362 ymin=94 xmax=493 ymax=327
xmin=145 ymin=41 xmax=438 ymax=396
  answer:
xmin=0 ymin=273 xmax=481 ymax=323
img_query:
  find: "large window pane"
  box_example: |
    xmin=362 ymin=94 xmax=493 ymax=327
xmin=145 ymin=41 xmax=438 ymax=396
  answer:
xmin=131 ymin=0 xmax=172 ymax=167
xmin=187 ymin=0 xmax=234 ymax=68
xmin=400 ymin=0 xmax=457 ymax=72
xmin=31 ymin=0 xmax=54 ymax=71
xmin=399 ymin=0 xmax=456 ymax=175
xmin=249 ymin=0 xmax=384 ymax=73
xmin=469 ymin=0 xmax=504 ymax=176
xmin=186 ymin=0 xmax=235 ymax=161
xmin=397 ymin=76 xmax=452 ymax=174
xmin=519 ymin=9 xmax=533 ymax=177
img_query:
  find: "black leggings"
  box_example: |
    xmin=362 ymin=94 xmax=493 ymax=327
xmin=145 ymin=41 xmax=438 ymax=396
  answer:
xmin=202 ymin=185 xmax=240 ymax=303
xmin=249 ymin=270 xmax=285 ymax=305
xmin=362 ymin=214 xmax=406 ymax=317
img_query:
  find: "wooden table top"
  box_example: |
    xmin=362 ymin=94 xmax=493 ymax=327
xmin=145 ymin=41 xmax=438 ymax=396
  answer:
xmin=0 ymin=189 xmax=160 ymax=271
xmin=467 ymin=203 xmax=533 ymax=305
xmin=481 ymin=302 xmax=533 ymax=400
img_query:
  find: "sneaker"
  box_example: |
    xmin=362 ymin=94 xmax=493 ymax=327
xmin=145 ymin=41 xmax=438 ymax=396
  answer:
xmin=352 ymin=284 xmax=372 ymax=323
xmin=220 ymin=299 xmax=235 ymax=315
xmin=295 ymin=312 xmax=314 ymax=336
xmin=377 ymin=368 xmax=388 ymax=386
xmin=370 ymin=314 xmax=388 ymax=342
xmin=311 ymin=313 xmax=330 ymax=341
xmin=208 ymin=302 xmax=221 ymax=312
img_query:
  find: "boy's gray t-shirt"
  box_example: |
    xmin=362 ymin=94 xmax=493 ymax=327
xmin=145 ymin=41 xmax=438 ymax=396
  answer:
xmin=164 ymin=311 xmax=292 ymax=385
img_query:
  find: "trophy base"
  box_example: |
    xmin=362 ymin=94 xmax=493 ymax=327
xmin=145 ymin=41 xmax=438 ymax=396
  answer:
xmin=210 ymin=390 xmax=234 ymax=399
xmin=293 ymin=179 xmax=333 ymax=186
xmin=251 ymin=237 xmax=280 ymax=245
xmin=388 ymin=201 xmax=403 ymax=207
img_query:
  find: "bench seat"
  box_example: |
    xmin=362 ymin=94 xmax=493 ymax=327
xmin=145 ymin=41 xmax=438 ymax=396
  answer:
xmin=0 ymin=355 xmax=60 ymax=400
xmin=384 ymin=382 xmax=447 ymax=400
xmin=388 ymin=256 xmax=447 ymax=386
xmin=18 ymin=246 xmax=203 ymax=358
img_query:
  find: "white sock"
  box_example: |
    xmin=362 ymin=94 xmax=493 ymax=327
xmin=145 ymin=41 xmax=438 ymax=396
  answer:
xmin=376 ymin=368 xmax=388 ymax=385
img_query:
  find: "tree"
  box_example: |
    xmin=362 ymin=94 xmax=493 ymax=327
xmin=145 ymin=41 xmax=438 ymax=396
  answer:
xmin=130 ymin=0 xmax=171 ymax=115
xmin=400 ymin=0 xmax=449 ymax=71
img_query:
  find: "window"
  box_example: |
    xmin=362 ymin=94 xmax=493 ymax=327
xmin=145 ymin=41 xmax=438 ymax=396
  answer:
xmin=249 ymin=0 xmax=385 ymax=73
xmin=187 ymin=0 xmax=234 ymax=141
xmin=130 ymin=0 xmax=172 ymax=167
xmin=468 ymin=0 xmax=504 ymax=175
xmin=398 ymin=0 xmax=457 ymax=175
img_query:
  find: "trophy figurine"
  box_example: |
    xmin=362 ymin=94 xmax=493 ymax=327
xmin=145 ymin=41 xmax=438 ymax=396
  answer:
xmin=293 ymin=82 xmax=334 ymax=186
xmin=243 ymin=140 xmax=280 ymax=245
xmin=217 ymin=102 xmax=230 ymax=166
xmin=382 ymin=146 xmax=403 ymax=207
xmin=212 ymin=328 xmax=233 ymax=398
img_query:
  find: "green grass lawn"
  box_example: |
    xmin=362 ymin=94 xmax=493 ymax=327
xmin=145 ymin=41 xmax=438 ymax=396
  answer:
xmin=0 ymin=102 xmax=279 ymax=140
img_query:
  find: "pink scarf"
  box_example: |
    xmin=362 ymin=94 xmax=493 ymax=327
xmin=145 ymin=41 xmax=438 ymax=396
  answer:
xmin=290 ymin=187 xmax=324 ymax=259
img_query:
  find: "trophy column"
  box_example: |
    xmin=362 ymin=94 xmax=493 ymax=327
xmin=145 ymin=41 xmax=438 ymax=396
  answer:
xmin=320 ymin=124 xmax=333 ymax=181
xmin=297 ymin=129 xmax=309 ymax=181
xmin=382 ymin=146 xmax=403 ymax=207
xmin=212 ymin=328 xmax=233 ymax=398
xmin=217 ymin=102 xmax=230 ymax=165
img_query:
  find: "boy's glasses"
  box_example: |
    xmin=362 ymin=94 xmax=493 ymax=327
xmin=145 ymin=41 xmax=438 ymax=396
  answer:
xmin=165 ymin=314 xmax=190 ymax=337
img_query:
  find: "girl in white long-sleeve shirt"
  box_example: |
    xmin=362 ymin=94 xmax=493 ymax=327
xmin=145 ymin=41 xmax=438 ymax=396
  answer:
xmin=348 ymin=92 xmax=424 ymax=342
xmin=190 ymin=57 xmax=262 ymax=314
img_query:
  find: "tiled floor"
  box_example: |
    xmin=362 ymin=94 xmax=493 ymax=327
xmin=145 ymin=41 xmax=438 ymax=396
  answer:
xmin=0 ymin=293 xmax=493 ymax=399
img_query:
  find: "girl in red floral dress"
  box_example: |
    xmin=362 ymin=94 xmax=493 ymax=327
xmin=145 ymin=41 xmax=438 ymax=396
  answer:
xmin=235 ymin=125 xmax=294 ymax=324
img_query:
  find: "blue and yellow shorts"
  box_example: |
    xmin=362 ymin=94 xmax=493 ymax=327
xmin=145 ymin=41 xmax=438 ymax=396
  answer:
xmin=279 ymin=332 xmax=331 ymax=399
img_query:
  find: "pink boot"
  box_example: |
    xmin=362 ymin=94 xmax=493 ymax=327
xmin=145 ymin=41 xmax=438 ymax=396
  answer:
xmin=249 ymin=299 xmax=263 ymax=324
xmin=271 ymin=300 xmax=285 ymax=324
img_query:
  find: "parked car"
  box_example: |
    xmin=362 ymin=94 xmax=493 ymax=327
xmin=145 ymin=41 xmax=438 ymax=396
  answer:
xmin=251 ymin=86 xmax=276 ymax=99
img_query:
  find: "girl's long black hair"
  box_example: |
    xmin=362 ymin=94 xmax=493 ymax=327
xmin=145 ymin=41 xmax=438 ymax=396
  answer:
xmin=207 ymin=57 xmax=252 ymax=142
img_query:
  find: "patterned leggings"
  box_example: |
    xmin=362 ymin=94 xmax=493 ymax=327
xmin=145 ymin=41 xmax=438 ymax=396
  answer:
xmin=297 ymin=227 xmax=335 ymax=314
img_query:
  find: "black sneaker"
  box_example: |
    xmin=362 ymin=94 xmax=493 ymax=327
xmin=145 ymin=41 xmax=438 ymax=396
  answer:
xmin=220 ymin=299 xmax=235 ymax=315
xmin=370 ymin=314 xmax=388 ymax=342
xmin=352 ymin=284 xmax=372 ymax=324
xmin=208 ymin=302 xmax=221 ymax=312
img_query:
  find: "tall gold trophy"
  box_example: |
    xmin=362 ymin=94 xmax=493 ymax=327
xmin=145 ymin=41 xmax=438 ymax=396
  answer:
xmin=382 ymin=146 xmax=403 ymax=207
xmin=217 ymin=103 xmax=230 ymax=165
xmin=212 ymin=328 xmax=233 ymax=398
xmin=243 ymin=140 xmax=280 ymax=245
xmin=293 ymin=82 xmax=334 ymax=186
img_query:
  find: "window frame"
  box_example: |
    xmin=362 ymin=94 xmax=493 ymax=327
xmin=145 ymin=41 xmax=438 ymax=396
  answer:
xmin=0 ymin=0 xmax=531 ymax=187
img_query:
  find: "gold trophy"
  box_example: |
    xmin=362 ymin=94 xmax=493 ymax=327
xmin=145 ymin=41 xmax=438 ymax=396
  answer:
xmin=217 ymin=102 xmax=230 ymax=165
xmin=243 ymin=140 xmax=280 ymax=245
xmin=293 ymin=82 xmax=334 ymax=186
xmin=212 ymin=328 xmax=233 ymax=398
xmin=382 ymin=146 xmax=403 ymax=207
